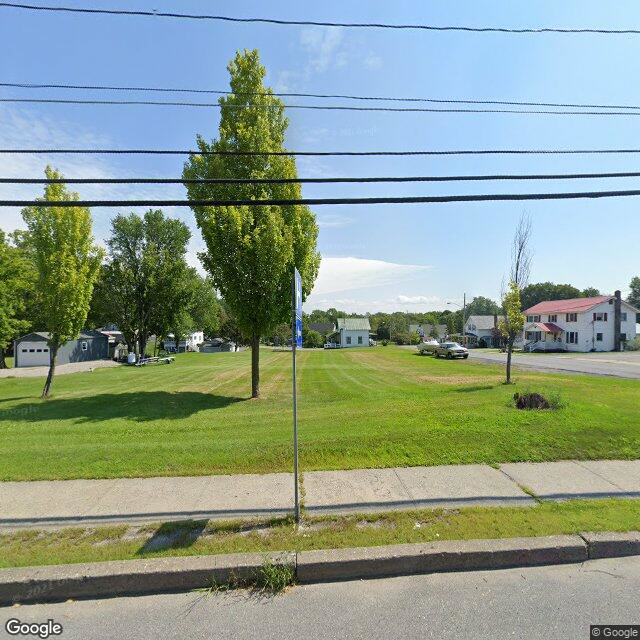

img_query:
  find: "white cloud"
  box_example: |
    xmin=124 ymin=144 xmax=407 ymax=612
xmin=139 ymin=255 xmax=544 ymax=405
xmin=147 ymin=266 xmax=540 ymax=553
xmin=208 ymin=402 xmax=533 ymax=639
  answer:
xmin=0 ymin=105 xmax=191 ymax=241
xmin=300 ymin=27 xmax=346 ymax=72
xmin=396 ymin=295 xmax=441 ymax=305
xmin=316 ymin=213 xmax=353 ymax=229
xmin=307 ymin=256 xmax=431 ymax=297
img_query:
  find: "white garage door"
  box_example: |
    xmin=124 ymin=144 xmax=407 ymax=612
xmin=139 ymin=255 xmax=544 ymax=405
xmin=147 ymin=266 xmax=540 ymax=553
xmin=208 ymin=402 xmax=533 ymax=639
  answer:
xmin=17 ymin=342 xmax=50 ymax=367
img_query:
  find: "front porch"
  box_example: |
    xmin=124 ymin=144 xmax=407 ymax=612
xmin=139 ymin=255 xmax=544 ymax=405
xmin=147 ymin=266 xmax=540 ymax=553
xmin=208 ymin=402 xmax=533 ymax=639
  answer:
xmin=523 ymin=322 xmax=566 ymax=352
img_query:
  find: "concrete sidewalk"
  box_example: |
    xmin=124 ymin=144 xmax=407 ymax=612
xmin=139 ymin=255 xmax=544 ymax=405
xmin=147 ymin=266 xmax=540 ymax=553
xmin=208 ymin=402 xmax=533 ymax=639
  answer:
xmin=1 ymin=460 xmax=639 ymax=530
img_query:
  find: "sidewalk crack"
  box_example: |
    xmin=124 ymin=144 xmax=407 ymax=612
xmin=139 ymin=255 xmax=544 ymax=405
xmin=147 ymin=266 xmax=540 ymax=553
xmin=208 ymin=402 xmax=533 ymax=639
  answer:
xmin=392 ymin=468 xmax=417 ymax=507
xmin=573 ymin=460 xmax=626 ymax=492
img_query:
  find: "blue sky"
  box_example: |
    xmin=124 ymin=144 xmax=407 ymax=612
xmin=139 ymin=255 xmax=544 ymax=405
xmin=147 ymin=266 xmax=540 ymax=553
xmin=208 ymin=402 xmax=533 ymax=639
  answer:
xmin=1 ymin=0 xmax=639 ymax=312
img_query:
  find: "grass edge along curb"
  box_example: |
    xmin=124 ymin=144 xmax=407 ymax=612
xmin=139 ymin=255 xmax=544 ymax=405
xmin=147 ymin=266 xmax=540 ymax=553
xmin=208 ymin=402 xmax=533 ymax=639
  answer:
xmin=2 ymin=532 xmax=640 ymax=605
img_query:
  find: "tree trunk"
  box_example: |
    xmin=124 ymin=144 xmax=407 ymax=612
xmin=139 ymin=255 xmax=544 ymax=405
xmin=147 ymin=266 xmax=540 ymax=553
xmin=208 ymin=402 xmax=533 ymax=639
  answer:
xmin=42 ymin=343 xmax=58 ymax=399
xmin=506 ymin=340 xmax=513 ymax=384
xmin=0 ymin=347 xmax=6 ymax=369
xmin=251 ymin=333 xmax=260 ymax=398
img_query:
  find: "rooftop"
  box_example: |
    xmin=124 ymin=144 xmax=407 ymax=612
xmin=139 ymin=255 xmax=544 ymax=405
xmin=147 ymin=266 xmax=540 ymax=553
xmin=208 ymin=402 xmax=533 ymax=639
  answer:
xmin=337 ymin=317 xmax=371 ymax=331
xmin=525 ymin=296 xmax=613 ymax=315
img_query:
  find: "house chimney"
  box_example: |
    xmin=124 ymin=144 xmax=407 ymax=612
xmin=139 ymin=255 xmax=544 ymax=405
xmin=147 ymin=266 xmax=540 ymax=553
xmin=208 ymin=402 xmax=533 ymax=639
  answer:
xmin=614 ymin=290 xmax=622 ymax=352
xmin=493 ymin=314 xmax=498 ymax=329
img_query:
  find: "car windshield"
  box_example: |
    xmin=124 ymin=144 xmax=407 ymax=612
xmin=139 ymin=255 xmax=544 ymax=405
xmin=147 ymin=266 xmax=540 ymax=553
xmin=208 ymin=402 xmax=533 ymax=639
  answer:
xmin=443 ymin=342 xmax=461 ymax=348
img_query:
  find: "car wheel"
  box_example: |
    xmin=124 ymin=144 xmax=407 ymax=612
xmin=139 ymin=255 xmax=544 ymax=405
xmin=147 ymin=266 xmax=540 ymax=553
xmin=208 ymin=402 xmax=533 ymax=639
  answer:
xmin=446 ymin=352 xmax=453 ymax=359
xmin=463 ymin=354 xmax=469 ymax=359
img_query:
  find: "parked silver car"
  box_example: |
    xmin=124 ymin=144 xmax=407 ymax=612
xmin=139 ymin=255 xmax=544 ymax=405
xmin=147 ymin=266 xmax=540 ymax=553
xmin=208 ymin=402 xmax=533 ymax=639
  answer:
xmin=434 ymin=342 xmax=469 ymax=359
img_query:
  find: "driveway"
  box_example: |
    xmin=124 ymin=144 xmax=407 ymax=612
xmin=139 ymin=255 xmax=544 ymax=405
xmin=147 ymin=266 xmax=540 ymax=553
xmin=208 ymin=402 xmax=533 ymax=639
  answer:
xmin=0 ymin=360 xmax=121 ymax=379
xmin=468 ymin=349 xmax=640 ymax=379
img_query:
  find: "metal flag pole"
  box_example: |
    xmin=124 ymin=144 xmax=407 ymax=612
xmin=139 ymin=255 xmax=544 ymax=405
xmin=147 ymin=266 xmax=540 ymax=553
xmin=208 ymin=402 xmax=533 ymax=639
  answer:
xmin=292 ymin=269 xmax=302 ymax=524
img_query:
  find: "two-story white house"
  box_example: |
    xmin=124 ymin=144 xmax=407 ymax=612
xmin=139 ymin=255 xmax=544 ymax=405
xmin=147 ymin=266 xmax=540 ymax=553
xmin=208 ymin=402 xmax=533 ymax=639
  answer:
xmin=523 ymin=293 xmax=638 ymax=352
xmin=329 ymin=317 xmax=371 ymax=348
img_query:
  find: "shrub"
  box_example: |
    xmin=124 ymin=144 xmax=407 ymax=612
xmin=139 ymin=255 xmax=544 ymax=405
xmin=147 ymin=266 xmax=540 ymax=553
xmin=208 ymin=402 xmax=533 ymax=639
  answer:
xmin=381 ymin=339 xmax=389 ymax=346
xmin=625 ymin=337 xmax=640 ymax=351
xmin=513 ymin=391 xmax=565 ymax=411
xmin=304 ymin=329 xmax=323 ymax=349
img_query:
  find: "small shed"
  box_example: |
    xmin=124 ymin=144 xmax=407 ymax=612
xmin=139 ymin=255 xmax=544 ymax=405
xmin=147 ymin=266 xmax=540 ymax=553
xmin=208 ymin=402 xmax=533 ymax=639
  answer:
xmin=14 ymin=331 xmax=109 ymax=368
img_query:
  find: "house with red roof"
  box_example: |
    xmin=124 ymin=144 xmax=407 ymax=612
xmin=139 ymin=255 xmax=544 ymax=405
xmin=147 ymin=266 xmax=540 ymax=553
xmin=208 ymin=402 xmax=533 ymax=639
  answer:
xmin=523 ymin=292 xmax=638 ymax=352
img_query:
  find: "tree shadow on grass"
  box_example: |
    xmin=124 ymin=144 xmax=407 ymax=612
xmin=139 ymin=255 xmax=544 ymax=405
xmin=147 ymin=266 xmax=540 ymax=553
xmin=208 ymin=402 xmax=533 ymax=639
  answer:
xmin=451 ymin=384 xmax=499 ymax=393
xmin=137 ymin=519 xmax=208 ymax=555
xmin=0 ymin=391 xmax=246 ymax=424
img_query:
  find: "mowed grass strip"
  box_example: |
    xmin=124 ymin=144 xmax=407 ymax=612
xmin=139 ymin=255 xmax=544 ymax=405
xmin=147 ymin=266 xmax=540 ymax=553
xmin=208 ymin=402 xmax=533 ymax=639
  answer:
xmin=1 ymin=499 xmax=639 ymax=569
xmin=0 ymin=346 xmax=639 ymax=480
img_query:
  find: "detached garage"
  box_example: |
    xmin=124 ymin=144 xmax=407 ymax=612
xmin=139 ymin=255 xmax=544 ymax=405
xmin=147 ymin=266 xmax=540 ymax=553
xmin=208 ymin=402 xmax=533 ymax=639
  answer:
xmin=14 ymin=331 xmax=109 ymax=368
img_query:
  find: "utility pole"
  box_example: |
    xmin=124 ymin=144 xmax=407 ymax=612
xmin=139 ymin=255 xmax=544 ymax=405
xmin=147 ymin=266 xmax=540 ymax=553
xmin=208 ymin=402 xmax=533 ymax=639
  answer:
xmin=462 ymin=293 xmax=467 ymax=343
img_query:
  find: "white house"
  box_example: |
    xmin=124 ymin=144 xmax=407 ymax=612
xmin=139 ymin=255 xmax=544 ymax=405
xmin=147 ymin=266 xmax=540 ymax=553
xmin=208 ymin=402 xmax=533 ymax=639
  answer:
xmin=164 ymin=331 xmax=205 ymax=353
xmin=464 ymin=315 xmax=503 ymax=347
xmin=523 ymin=293 xmax=638 ymax=352
xmin=330 ymin=317 xmax=371 ymax=348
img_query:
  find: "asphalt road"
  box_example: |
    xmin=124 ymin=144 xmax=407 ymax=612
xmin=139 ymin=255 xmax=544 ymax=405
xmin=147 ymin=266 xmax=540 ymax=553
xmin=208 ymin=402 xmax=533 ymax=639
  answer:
xmin=468 ymin=349 xmax=640 ymax=379
xmin=3 ymin=557 xmax=638 ymax=640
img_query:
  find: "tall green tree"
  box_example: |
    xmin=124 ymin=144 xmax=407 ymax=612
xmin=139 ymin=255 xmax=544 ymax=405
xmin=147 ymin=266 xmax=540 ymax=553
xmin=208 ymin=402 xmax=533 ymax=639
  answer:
xmin=0 ymin=231 xmax=34 ymax=368
xmin=183 ymin=49 xmax=320 ymax=398
xmin=465 ymin=296 xmax=502 ymax=317
xmin=628 ymin=276 xmax=640 ymax=312
xmin=21 ymin=167 xmax=103 ymax=397
xmin=97 ymin=210 xmax=192 ymax=356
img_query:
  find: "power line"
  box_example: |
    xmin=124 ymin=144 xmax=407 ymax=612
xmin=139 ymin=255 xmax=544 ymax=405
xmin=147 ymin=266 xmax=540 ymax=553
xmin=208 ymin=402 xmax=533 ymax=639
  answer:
xmin=2 ymin=81 xmax=640 ymax=112
xmin=6 ymin=189 xmax=640 ymax=207
xmin=5 ymin=148 xmax=640 ymax=157
xmin=3 ymin=97 xmax=640 ymax=116
xmin=6 ymin=170 xmax=640 ymax=185
xmin=1 ymin=3 xmax=639 ymax=34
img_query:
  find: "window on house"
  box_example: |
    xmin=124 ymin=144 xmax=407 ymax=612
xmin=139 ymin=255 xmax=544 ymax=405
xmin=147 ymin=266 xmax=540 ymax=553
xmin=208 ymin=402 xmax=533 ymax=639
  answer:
xmin=593 ymin=312 xmax=608 ymax=322
xmin=566 ymin=313 xmax=577 ymax=322
xmin=346 ymin=336 xmax=352 ymax=345
xmin=526 ymin=315 xmax=541 ymax=323
xmin=567 ymin=332 xmax=579 ymax=344
xmin=357 ymin=336 xmax=363 ymax=345
xmin=36 ymin=349 xmax=42 ymax=353
xmin=43 ymin=348 xmax=49 ymax=353
xmin=548 ymin=314 xmax=557 ymax=322
xmin=621 ymin=333 xmax=627 ymax=342
xmin=596 ymin=333 xmax=603 ymax=342
xmin=29 ymin=349 xmax=35 ymax=353
xmin=621 ymin=312 xmax=627 ymax=322
xmin=81 ymin=341 xmax=88 ymax=352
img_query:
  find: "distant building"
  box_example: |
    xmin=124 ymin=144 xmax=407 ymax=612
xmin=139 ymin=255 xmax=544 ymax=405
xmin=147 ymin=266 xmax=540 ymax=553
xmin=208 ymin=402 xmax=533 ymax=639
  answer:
xmin=164 ymin=331 xmax=205 ymax=353
xmin=464 ymin=315 xmax=503 ymax=347
xmin=329 ymin=317 xmax=372 ymax=347
xmin=409 ymin=323 xmax=447 ymax=341
xmin=308 ymin=322 xmax=335 ymax=337
xmin=523 ymin=293 xmax=638 ymax=352
xmin=14 ymin=331 xmax=109 ymax=368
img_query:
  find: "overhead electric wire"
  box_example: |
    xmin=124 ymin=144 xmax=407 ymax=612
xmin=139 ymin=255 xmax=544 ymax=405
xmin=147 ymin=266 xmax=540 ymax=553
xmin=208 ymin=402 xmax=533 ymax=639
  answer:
xmin=3 ymin=97 xmax=640 ymax=117
xmin=2 ymin=81 xmax=640 ymax=112
xmin=7 ymin=190 xmax=640 ymax=208
xmin=6 ymin=148 xmax=640 ymax=157
xmin=7 ymin=170 xmax=640 ymax=185
xmin=1 ymin=2 xmax=640 ymax=34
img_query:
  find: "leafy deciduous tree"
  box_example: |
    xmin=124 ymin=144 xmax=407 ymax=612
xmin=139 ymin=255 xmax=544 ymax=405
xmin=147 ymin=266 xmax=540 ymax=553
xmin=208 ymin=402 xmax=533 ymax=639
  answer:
xmin=183 ymin=49 xmax=320 ymax=398
xmin=21 ymin=168 xmax=103 ymax=397
xmin=0 ymin=231 xmax=34 ymax=368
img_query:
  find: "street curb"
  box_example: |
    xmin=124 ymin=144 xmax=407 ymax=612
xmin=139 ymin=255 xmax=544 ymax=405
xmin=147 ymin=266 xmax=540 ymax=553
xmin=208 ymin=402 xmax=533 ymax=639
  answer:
xmin=2 ymin=533 xmax=639 ymax=605
xmin=581 ymin=531 xmax=640 ymax=559
xmin=296 ymin=535 xmax=587 ymax=583
xmin=0 ymin=552 xmax=295 ymax=606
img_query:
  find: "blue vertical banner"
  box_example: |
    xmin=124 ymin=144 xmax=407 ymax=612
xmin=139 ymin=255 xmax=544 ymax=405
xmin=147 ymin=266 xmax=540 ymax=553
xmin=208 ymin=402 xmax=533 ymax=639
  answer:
xmin=294 ymin=268 xmax=303 ymax=348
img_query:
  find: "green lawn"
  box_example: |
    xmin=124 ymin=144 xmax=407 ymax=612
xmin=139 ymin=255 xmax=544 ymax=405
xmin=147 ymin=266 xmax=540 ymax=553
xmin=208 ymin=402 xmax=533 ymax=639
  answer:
xmin=0 ymin=346 xmax=639 ymax=481
xmin=2 ymin=499 xmax=639 ymax=568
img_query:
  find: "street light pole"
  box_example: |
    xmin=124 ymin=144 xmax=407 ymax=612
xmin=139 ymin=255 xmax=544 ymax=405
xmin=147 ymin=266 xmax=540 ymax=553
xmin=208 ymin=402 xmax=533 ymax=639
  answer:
xmin=462 ymin=292 xmax=466 ymax=344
